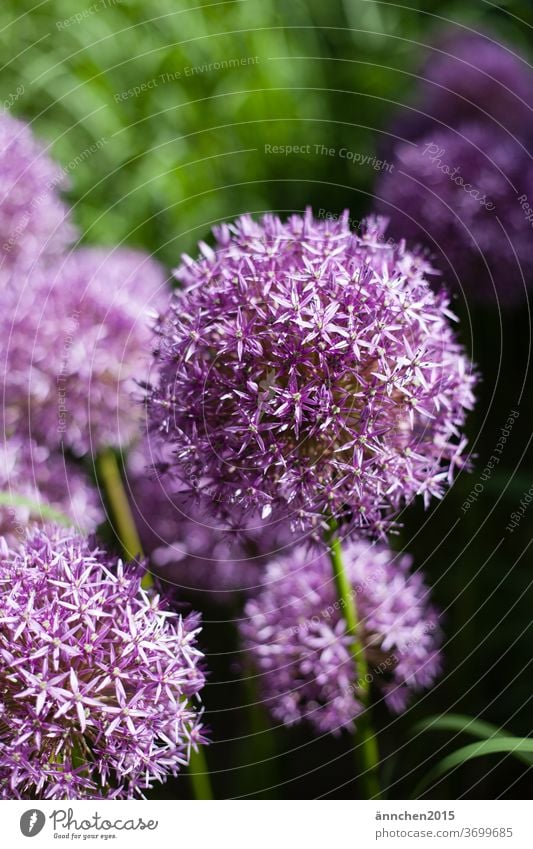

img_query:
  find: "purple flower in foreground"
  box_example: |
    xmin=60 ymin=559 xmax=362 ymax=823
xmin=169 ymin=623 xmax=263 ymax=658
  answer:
xmin=148 ymin=210 xmax=475 ymax=535
xmin=0 ymin=111 xmax=74 ymax=274
xmin=2 ymin=247 xmax=168 ymax=456
xmin=0 ymin=436 xmax=103 ymax=543
xmin=0 ymin=525 xmax=206 ymax=799
xmin=239 ymin=541 xmax=442 ymax=734
xmin=127 ymin=440 xmax=299 ymax=602
xmin=377 ymin=124 xmax=533 ymax=303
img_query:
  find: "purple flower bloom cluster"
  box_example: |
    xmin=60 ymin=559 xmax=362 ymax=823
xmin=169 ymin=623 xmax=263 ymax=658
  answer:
xmin=3 ymin=247 xmax=167 ymax=456
xmin=378 ymin=32 xmax=533 ymax=303
xmin=387 ymin=30 xmax=533 ymax=149
xmin=148 ymin=210 xmax=475 ymax=534
xmin=0 ymin=525 xmax=206 ymax=799
xmin=0 ymin=111 xmax=74 ymax=275
xmin=377 ymin=125 xmax=533 ymax=302
xmin=239 ymin=540 xmax=442 ymax=733
xmin=127 ymin=440 xmax=299 ymax=601
xmin=0 ymin=436 xmax=103 ymax=543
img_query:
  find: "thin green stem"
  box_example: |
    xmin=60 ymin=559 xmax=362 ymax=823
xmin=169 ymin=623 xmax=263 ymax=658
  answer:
xmin=188 ymin=746 xmax=213 ymax=800
xmin=325 ymin=519 xmax=381 ymax=799
xmin=96 ymin=447 xmax=214 ymax=798
xmin=96 ymin=448 xmax=152 ymax=589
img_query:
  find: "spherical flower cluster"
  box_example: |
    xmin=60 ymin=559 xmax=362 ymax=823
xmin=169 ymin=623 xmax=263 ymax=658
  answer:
xmin=0 ymin=111 xmax=74 ymax=275
xmin=2 ymin=247 xmax=168 ymax=456
xmin=0 ymin=435 xmax=103 ymax=543
xmin=377 ymin=124 xmax=533 ymax=303
xmin=127 ymin=440 xmax=299 ymax=601
xmin=0 ymin=525 xmax=207 ymax=799
xmin=239 ymin=540 xmax=442 ymax=733
xmin=148 ymin=210 xmax=475 ymax=534
xmin=387 ymin=30 xmax=533 ymax=150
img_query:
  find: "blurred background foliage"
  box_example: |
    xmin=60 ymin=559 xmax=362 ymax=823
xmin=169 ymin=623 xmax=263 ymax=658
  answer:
xmin=1 ymin=0 xmax=532 ymax=799
xmin=2 ymin=0 xmax=531 ymax=260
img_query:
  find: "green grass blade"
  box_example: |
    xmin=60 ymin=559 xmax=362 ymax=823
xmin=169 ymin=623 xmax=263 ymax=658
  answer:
xmin=415 ymin=713 xmax=533 ymax=767
xmin=418 ymin=737 xmax=533 ymax=794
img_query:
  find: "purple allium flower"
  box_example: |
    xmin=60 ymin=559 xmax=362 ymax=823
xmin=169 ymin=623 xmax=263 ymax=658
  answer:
xmin=148 ymin=211 xmax=475 ymax=535
xmin=0 ymin=111 xmax=74 ymax=274
xmin=0 ymin=524 xmax=206 ymax=799
xmin=377 ymin=124 xmax=533 ymax=303
xmin=239 ymin=540 xmax=442 ymax=733
xmin=2 ymin=247 xmax=168 ymax=456
xmin=0 ymin=436 xmax=103 ymax=543
xmin=387 ymin=30 xmax=533 ymax=150
xmin=127 ymin=440 xmax=298 ymax=601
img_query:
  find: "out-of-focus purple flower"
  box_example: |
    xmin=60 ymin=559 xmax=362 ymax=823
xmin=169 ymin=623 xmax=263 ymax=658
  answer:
xmin=0 ymin=111 xmax=74 ymax=274
xmin=0 ymin=524 xmax=207 ymax=799
xmin=0 ymin=435 xmax=103 ymax=543
xmin=2 ymin=247 xmax=168 ymax=456
xmin=239 ymin=540 xmax=442 ymax=734
xmin=148 ymin=210 xmax=475 ymax=535
xmin=377 ymin=124 xmax=533 ymax=303
xmin=385 ymin=30 xmax=533 ymax=152
xmin=127 ymin=440 xmax=299 ymax=602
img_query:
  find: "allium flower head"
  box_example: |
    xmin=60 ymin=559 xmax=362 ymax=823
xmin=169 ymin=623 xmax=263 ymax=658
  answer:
xmin=0 ymin=111 xmax=74 ymax=273
xmin=0 ymin=525 xmax=206 ymax=799
xmin=377 ymin=124 xmax=533 ymax=303
xmin=148 ymin=210 xmax=475 ymax=534
xmin=127 ymin=440 xmax=298 ymax=602
xmin=240 ymin=541 xmax=442 ymax=733
xmin=2 ymin=247 xmax=168 ymax=455
xmin=0 ymin=435 xmax=103 ymax=543
xmin=388 ymin=30 xmax=533 ymax=149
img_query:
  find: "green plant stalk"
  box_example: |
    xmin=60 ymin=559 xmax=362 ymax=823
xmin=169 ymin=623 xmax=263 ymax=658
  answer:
xmin=96 ymin=448 xmax=152 ymax=589
xmin=325 ymin=519 xmax=381 ymax=798
xmin=188 ymin=746 xmax=213 ymax=800
xmin=96 ymin=447 xmax=214 ymax=799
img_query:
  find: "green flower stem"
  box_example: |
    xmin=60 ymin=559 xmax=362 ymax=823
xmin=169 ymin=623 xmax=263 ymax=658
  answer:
xmin=188 ymin=746 xmax=213 ymax=800
xmin=96 ymin=448 xmax=152 ymax=589
xmin=96 ymin=447 xmax=214 ymax=798
xmin=325 ymin=519 xmax=381 ymax=799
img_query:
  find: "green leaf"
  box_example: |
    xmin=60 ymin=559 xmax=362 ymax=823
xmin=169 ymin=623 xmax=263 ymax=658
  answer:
xmin=0 ymin=492 xmax=75 ymax=529
xmin=418 ymin=737 xmax=533 ymax=793
xmin=415 ymin=713 xmax=533 ymax=767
